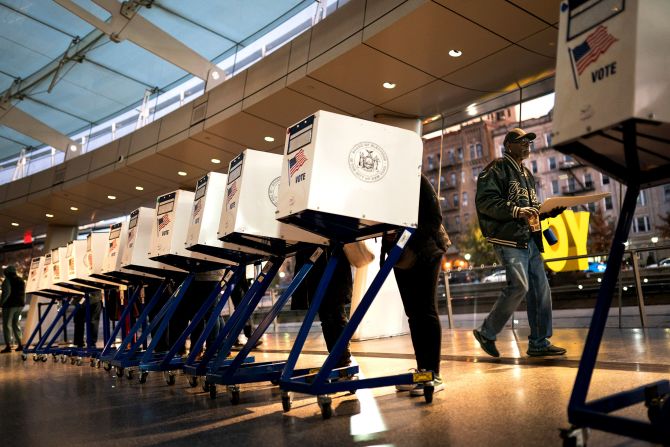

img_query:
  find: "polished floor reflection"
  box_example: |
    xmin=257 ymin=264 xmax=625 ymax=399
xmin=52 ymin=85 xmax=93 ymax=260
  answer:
xmin=1 ymin=325 xmax=668 ymax=447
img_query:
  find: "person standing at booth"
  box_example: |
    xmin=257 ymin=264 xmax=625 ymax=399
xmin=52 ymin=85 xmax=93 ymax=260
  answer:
xmin=383 ymin=173 xmax=449 ymax=396
xmin=473 ymin=127 xmax=566 ymax=358
xmin=1 ymin=265 xmax=26 ymax=352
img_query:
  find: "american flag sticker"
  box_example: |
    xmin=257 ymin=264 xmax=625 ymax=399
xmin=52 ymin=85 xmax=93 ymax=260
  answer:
xmin=158 ymin=214 xmax=171 ymax=232
xmin=570 ymin=25 xmax=618 ymax=87
xmin=288 ymin=148 xmax=307 ymax=182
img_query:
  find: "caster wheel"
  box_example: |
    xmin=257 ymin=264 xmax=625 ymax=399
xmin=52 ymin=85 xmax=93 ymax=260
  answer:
xmin=32 ymin=354 xmax=38 ymax=362
xmin=318 ymin=396 xmax=332 ymax=420
xmin=41 ymin=355 xmax=48 ymax=363
xmin=202 ymin=380 xmax=210 ymax=393
xmin=164 ymin=371 xmax=176 ymax=386
xmin=90 ymin=358 xmax=96 ymax=367
xmin=21 ymin=353 xmax=27 ymax=361
xmin=115 ymin=367 xmax=124 ymax=378
xmin=271 ymin=379 xmax=280 ymax=386
xmin=76 ymin=358 xmax=83 ymax=366
xmin=281 ymin=392 xmax=292 ymax=412
xmin=423 ymin=384 xmax=434 ymax=403
xmin=229 ymin=387 xmax=240 ymax=405
xmin=95 ymin=359 xmax=101 ymax=369
xmin=187 ymin=376 xmax=198 ymax=388
xmin=560 ymin=426 xmax=589 ymax=447
xmin=209 ymin=384 xmax=217 ymax=400
xmin=103 ymin=362 xmax=112 ymax=372
xmin=70 ymin=357 xmax=76 ymax=365
xmin=139 ymin=372 xmax=148 ymax=384
xmin=52 ymin=355 xmax=58 ymax=363
xmin=126 ymin=369 xmax=134 ymax=380
xmin=61 ymin=355 xmax=67 ymax=364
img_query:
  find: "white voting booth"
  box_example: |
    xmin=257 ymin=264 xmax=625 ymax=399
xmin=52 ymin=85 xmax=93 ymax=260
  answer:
xmin=150 ymin=190 xmax=232 ymax=271
xmin=553 ymin=0 xmax=670 ymax=175
xmin=26 ymin=257 xmax=44 ymax=294
xmin=185 ymin=172 xmax=265 ymax=261
xmin=101 ymin=221 xmax=128 ymax=275
xmin=277 ymin=111 xmax=423 ymax=339
xmin=121 ymin=207 xmax=182 ymax=276
xmin=50 ymin=246 xmax=83 ymax=294
xmin=23 ymin=256 xmax=57 ymax=346
xmin=218 ymin=149 xmax=328 ymax=254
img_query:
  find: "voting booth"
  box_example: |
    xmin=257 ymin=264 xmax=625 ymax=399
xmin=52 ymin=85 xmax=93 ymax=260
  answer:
xmin=150 ymin=189 xmax=232 ymax=272
xmin=49 ymin=246 xmax=83 ymax=294
xmin=185 ymin=172 xmax=265 ymax=263
xmin=26 ymin=257 xmax=44 ymax=294
xmin=99 ymin=221 xmax=129 ymax=276
xmin=218 ymin=149 xmax=328 ymax=255
xmin=553 ymin=1 xmax=670 ymax=444
xmin=553 ymin=0 xmax=670 ymax=188
xmin=275 ymin=110 xmax=422 ymax=242
xmin=121 ymin=207 xmax=183 ymax=277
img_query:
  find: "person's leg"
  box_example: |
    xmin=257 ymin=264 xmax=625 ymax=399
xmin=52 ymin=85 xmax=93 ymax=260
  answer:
xmin=525 ymin=240 xmax=553 ymax=349
xmin=394 ymin=256 xmax=442 ymax=375
xmin=318 ymin=260 xmax=352 ymax=367
xmin=88 ymin=299 xmax=102 ymax=347
xmin=73 ymin=305 xmax=85 ymax=347
xmin=10 ymin=307 xmax=23 ymax=348
xmin=479 ymin=245 xmax=530 ymax=341
xmin=2 ymin=310 xmax=12 ymax=351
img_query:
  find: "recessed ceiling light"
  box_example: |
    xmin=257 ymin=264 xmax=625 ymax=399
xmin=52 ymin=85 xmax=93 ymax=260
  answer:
xmin=11 ymin=222 xmax=19 ymax=227
xmin=178 ymin=171 xmax=188 ymax=176
xmin=448 ymin=49 xmax=462 ymax=57
xmin=46 ymin=213 xmax=54 ymax=218
xmin=107 ymin=195 xmax=117 ymax=200
xmin=69 ymin=144 xmax=77 ymax=151
xmin=70 ymin=206 xmax=79 ymax=211
xmin=135 ymin=186 xmax=144 ymax=191
xmin=382 ymin=82 xmax=396 ymax=89
xmin=211 ymin=70 xmax=220 ymax=80
xmin=264 ymin=136 xmax=275 ymax=142
xmin=211 ymin=158 xmax=221 ymax=164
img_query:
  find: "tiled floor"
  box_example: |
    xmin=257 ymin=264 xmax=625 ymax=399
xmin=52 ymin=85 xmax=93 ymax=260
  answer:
xmin=1 ymin=323 xmax=669 ymax=447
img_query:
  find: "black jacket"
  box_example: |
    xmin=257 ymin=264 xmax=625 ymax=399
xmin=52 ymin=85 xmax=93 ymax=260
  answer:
xmin=1 ymin=270 xmax=26 ymax=308
xmin=475 ymin=153 xmax=543 ymax=251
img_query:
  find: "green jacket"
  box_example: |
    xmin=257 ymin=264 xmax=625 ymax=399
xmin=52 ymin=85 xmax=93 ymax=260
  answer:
xmin=475 ymin=153 xmax=543 ymax=251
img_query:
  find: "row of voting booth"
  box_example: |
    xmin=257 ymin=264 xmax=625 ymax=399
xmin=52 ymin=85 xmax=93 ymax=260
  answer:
xmin=20 ymin=110 xmax=430 ymax=418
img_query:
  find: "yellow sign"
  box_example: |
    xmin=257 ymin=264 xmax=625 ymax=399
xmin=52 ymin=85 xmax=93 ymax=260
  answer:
xmin=541 ymin=210 xmax=590 ymax=272
xmin=412 ymin=371 xmax=433 ymax=383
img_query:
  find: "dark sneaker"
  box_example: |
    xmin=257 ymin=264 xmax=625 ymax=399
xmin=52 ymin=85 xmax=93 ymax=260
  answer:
xmin=527 ymin=344 xmax=567 ymax=357
xmin=473 ymin=329 xmax=500 ymax=358
xmin=0 ymin=346 xmax=11 ymax=354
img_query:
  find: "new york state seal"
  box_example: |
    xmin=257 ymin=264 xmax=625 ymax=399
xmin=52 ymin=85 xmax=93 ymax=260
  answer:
xmin=348 ymin=141 xmax=389 ymax=182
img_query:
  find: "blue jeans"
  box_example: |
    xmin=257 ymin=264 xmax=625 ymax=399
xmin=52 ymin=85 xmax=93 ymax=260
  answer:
xmin=479 ymin=241 xmax=553 ymax=349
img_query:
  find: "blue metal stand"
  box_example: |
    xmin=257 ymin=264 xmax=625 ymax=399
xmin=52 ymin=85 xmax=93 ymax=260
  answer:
xmin=205 ymin=248 xmax=331 ymax=404
xmin=99 ymin=284 xmax=142 ymax=361
xmin=21 ymin=297 xmax=57 ymax=361
xmin=565 ymin=124 xmax=670 ymax=444
xmin=37 ymin=298 xmax=81 ymax=359
xmin=279 ymin=228 xmax=436 ymax=418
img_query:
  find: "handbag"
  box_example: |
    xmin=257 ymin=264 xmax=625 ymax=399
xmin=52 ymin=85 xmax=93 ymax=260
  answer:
xmin=343 ymin=241 xmax=375 ymax=268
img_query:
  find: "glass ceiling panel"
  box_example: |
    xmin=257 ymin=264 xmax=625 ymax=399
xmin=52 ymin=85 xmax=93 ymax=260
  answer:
xmin=86 ymin=40 xmax=188 ymax=90
xmin=1 ymin=0 xmax=95 ymax=37
xmin=0 ymin=71 xmax=13 ymax=92
xmin=140 ymin=6 xmax=236 ymax=61
xmin=0 ymin=125 xmax=40 ymax=161
xmin=0 ymin=125 xmax=40 ymax=147
xmin=156 ymin=0 xmax=308 ymax=44
xmin=14 ymin=99 xmax=89 ymax=135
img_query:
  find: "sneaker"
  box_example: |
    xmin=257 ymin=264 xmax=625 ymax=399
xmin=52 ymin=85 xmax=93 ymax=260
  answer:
xmin=0 ymin=346 xmax=11 ymax=354
xmin=527 ymin=344 xmax=567 ymax=357
xmin=396 ymin=369 xmax=419 ymax=392
xmin=473 ymin=329 xmax=500 ymax=358
xmin=410 ymin=375 xmax=445 ymax=397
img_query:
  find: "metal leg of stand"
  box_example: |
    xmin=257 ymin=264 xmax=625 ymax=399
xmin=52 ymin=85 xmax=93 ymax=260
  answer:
xmin=629 ymin=253 xmax=648 ymax=327
xmin=23 ymin=299 xmax=56 ymax=351
xmin=100 ymin=285 xmax=141 ymax=357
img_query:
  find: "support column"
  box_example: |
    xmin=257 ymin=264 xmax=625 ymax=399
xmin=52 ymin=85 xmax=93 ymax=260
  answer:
xmin=350 ymin=115 xmax=421 ymax=340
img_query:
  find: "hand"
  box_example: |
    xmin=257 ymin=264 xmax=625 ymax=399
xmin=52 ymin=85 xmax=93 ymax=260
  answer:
xmin=540 ymin=206 xmax=566 ymax=220
xmin=518 ymin=207 xmax=539 ymax=220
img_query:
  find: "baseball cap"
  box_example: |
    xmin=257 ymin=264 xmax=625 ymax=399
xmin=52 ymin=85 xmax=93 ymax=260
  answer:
xmin=504 ymin=127 xmax=536 ymax=144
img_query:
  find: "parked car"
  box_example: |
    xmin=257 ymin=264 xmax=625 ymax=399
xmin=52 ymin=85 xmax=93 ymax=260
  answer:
xmin=482 ymin=270 xmax=506 ymax=283
xmin=646 ymin=257 xmax=670 ymax=268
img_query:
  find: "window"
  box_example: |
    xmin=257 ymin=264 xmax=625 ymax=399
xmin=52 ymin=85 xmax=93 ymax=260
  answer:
xmin=462 ymin=192 xmax=468 ymax=206
xmin=551 ymin=179 xmax=559 ymax=195
xmin=567 ymin=177 xmax=576 ymax=193
xmin=469 ymin=144 xmax=475 ymax=160
xmin=545 ymin=133 xmax=552 ymax=147
xmin=584 ymin=173 xmax=593 ymax=189
xmin=427 ymin=154 xmax=434 ymax=170
xmin=548 ymin=157 xmax=556 ymax=170
xmin=602 ymin=174 xmax=610 ymax=185
xmin=448 ymin=150 xmax=455 ymax=164
xmin=450 ymin=172 xmax=457 ymax=186
xmin=472 ymin=166 xmax=482 ymax=180
xmin=440 ymin=175 xmax=446 ymax=188
xmin=565 ymin=155 xmax=574 ymax=163
xmin=605 ymin=196 xmax=613 ymax=210
xmin=475 ymin=143 xmax=483 ymax=159
xmin=430 ymin=176 xmax=436 ymax=186
xmin=665 ymin=185 xmax=670 ymax=202
xmin=457 ymin=147 xmax=463 ymax=161
xmin=588 ymin=202 xmax=596 ymax=213
xmin=453 ymin=193 xmax=459 ymax=207
xmin=455 ymin=215 xmax=461 ymax=227
xmin=637 ymin=190 xmax=647 ymax=206
xmin=633 ymin=215 xmax=650 ymax=233
xmin=531 ymin=160 xmax=538 ymax=174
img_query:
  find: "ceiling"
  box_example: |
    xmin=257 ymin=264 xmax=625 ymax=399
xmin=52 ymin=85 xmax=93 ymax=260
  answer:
xmin=0 ymin=0 xmax=561 ymax=244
